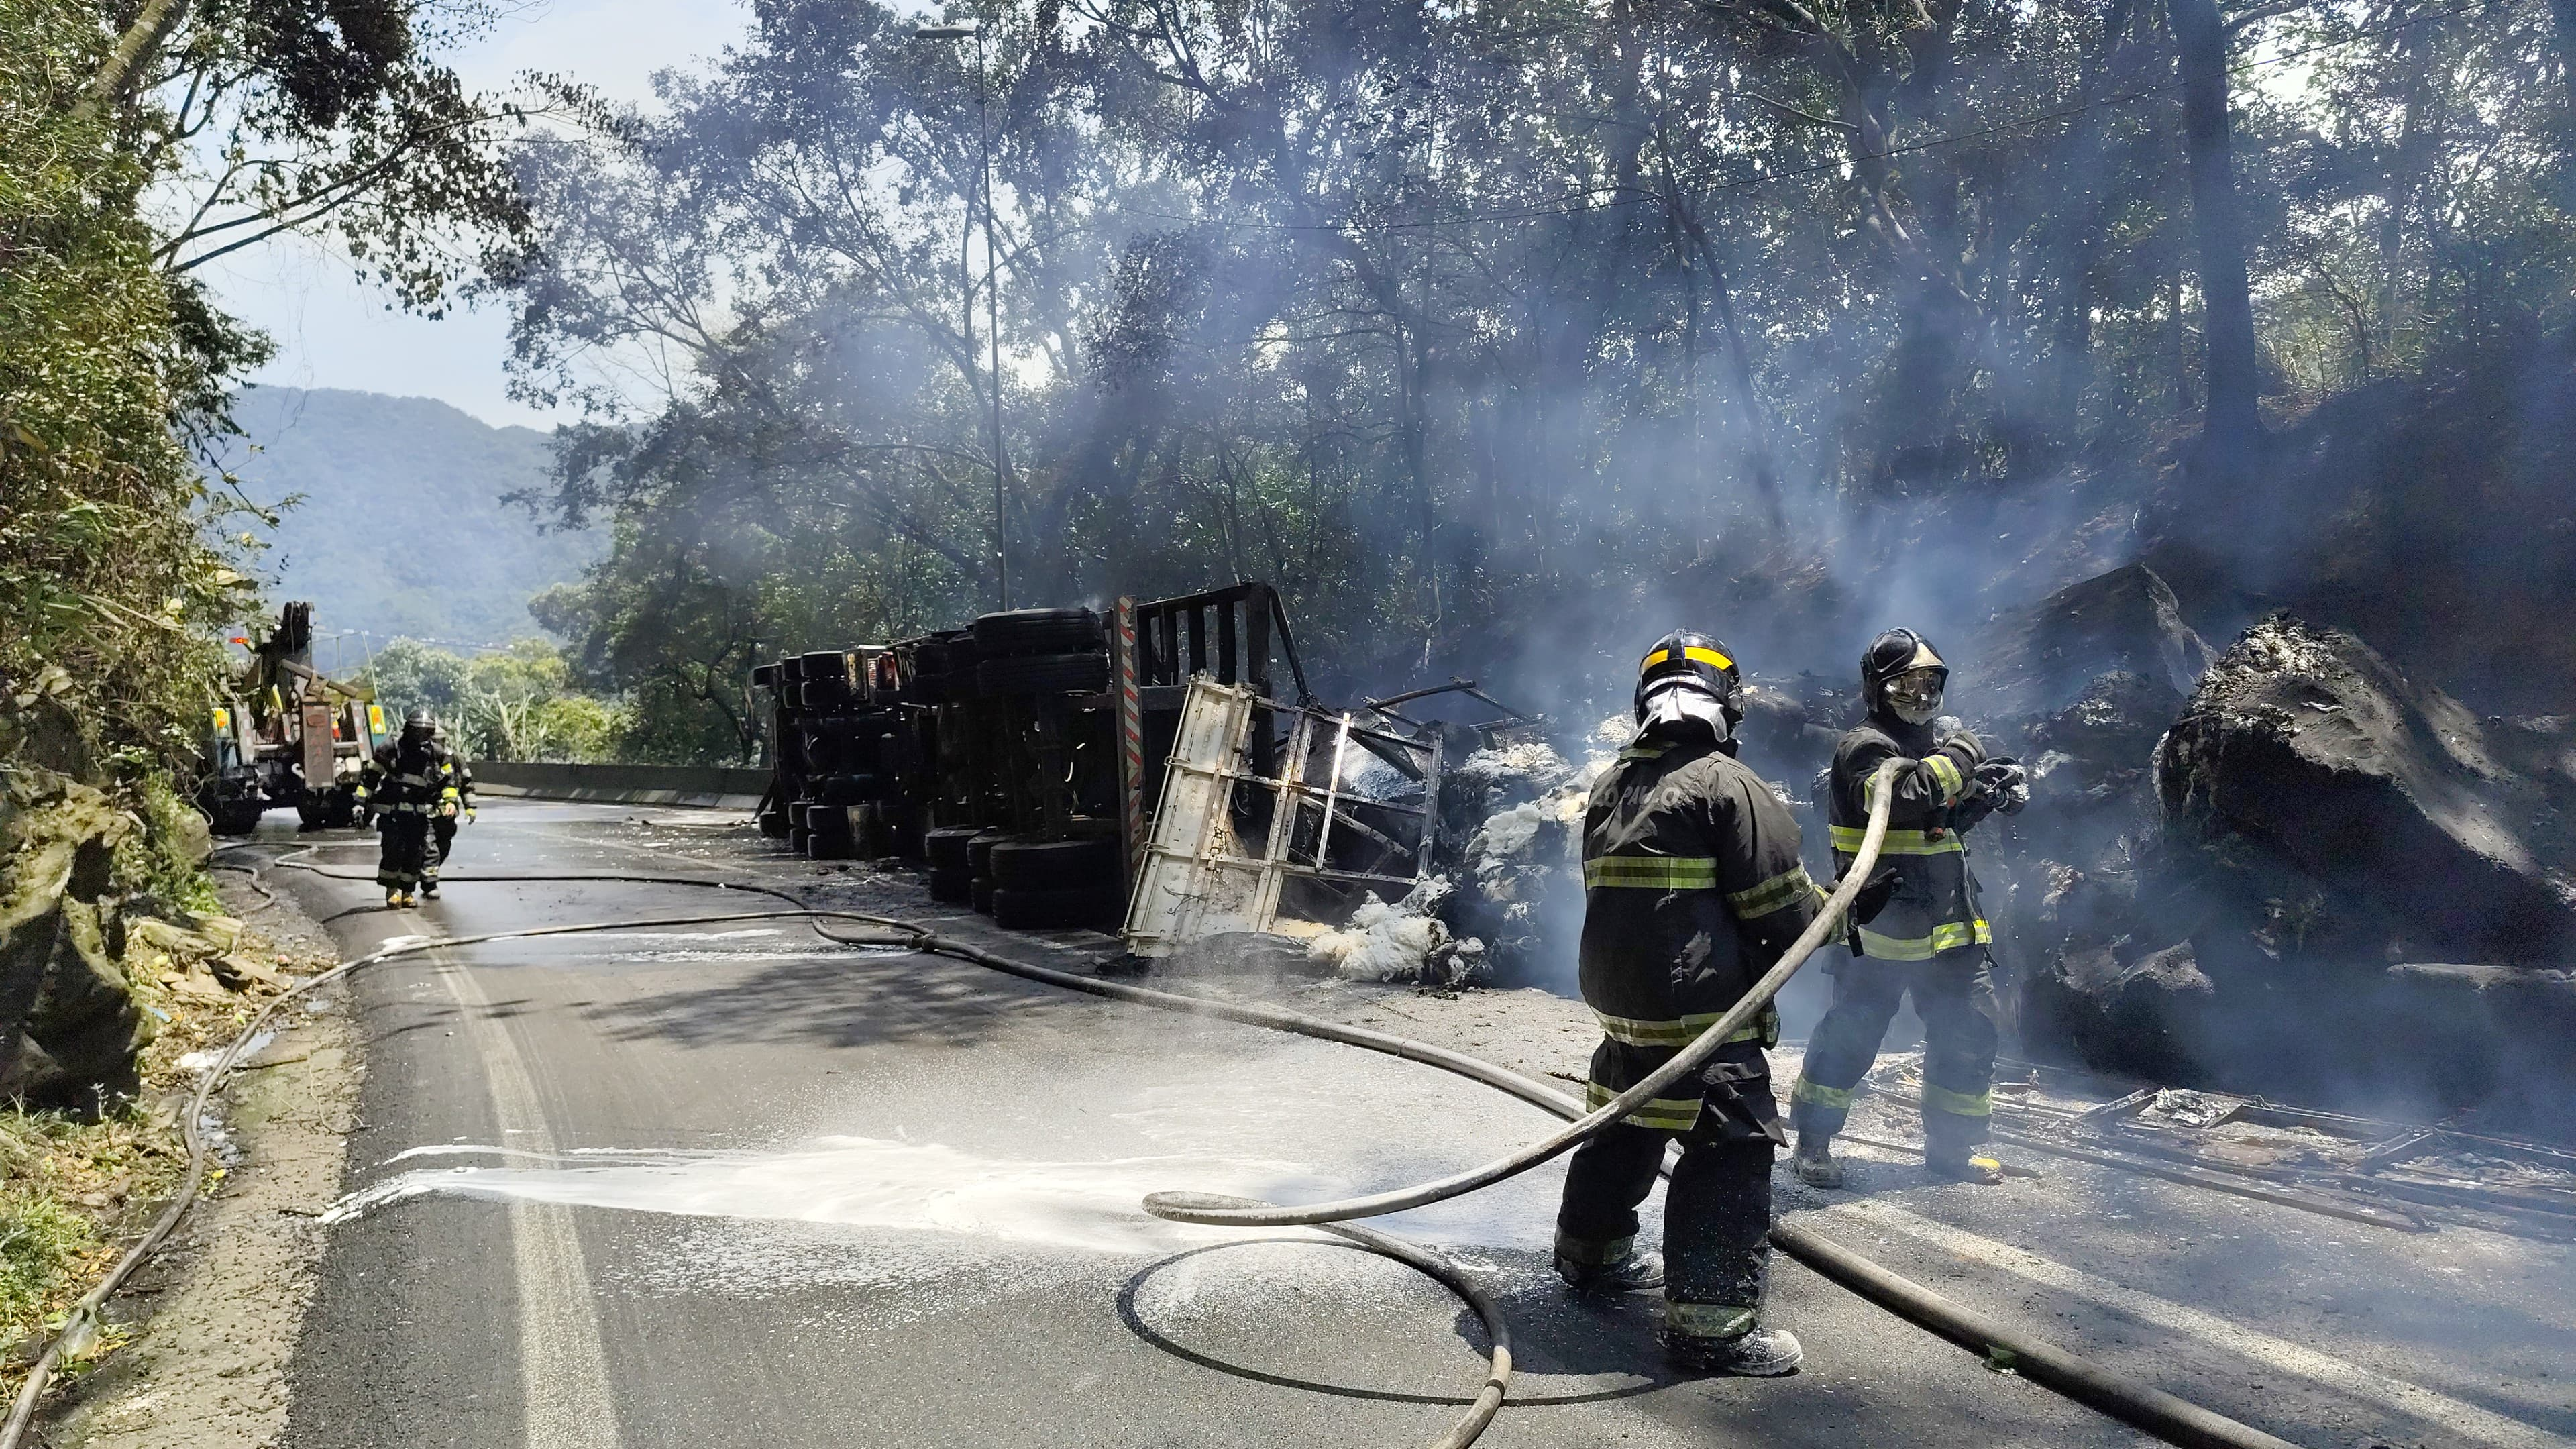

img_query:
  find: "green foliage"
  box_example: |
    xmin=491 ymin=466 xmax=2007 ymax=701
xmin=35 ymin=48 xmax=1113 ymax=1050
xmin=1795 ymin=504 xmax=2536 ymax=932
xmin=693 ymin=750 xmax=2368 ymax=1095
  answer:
xmin=0 ymin=1185 xmax=97 ymax=1333
xmin=146 ymin=0 xmax=543 ymax=314
xmin=0 ymin=1102 xmax=179 ymax=1360
xmin=365 ymin=637 xmax=624 ymax=763
xmin=1 ymin=0 xmax=256 ymax=782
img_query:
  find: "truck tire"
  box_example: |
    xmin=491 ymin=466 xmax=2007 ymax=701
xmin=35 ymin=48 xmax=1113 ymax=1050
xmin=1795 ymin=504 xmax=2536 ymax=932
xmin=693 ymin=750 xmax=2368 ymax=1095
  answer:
xmin=212 ymin=802 xmax=266 ymax=836
xmin=975 ymin=651 xmax=1107 ymax=696
xmin=967 ymin=828 xmax=1016 ymax=880
xmin=991 ymin=887 xmax=1116 ymax=932
xmin=928 ymin=865 xmax=973 ymax=904
xmin=788 ymin=826 xmax=812 ymax=855
xmin=924 ymin=826 xmax=980 ymax=871
xmin=807 ymin=812 xmax=853 ymax=859
xmin=971 ymin=877 xmax=996 ymax=914
xmin=800 ymin=650 xmax=849 ymax=681
xmin=788 ymin=800 xmax=810 ymax=829
xmin=989 ymin=837 xmax=1119 ymax=891
xmin=972 ymin=608 xmax=1102 ymax=657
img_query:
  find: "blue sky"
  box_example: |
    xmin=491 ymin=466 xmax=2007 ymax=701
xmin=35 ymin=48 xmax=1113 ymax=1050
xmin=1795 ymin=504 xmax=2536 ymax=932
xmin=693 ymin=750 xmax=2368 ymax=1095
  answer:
xmin=196 ymin=0 xmax=757 ymax=429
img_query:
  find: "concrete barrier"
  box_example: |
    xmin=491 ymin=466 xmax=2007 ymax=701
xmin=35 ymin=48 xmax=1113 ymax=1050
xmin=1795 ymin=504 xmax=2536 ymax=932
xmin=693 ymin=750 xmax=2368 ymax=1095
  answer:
xmin=471 ymin=761 xmax=768 ymax=810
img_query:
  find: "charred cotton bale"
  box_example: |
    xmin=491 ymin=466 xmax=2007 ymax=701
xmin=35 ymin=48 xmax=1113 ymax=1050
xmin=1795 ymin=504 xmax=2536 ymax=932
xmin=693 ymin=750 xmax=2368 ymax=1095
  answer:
xmin=1969 ymin=563 xmax=2215 ymax=720
xmin=2157 ymin=615 xmax=2576 ymax=965
xmin=2021 ymin=938 xmax=2214 ymax=1083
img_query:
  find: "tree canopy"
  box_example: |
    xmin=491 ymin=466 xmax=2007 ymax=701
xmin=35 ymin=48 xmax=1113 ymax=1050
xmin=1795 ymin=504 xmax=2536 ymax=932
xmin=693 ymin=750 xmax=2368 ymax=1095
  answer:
xmin=507 ymin=0 xmax=2576 ymax=759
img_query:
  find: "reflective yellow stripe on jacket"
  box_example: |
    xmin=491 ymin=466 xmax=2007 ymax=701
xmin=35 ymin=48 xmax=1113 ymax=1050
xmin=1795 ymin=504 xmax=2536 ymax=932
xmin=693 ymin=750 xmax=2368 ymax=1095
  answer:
xmin=1584 ymin=1079 xmax=1703 ymax=1133
xmin=1592 ymin=1008 xmax=1774 ymax=1049
xmin=1828 ymin=826 xmax=1965 ymax=857
xmin=1854 ymin=918 xmax=1992 ymax=960
xmin=1725 ymin=865 xmax=1815 ymax=920
xmin=1583 ymin=855 xmax=1719 ymax=890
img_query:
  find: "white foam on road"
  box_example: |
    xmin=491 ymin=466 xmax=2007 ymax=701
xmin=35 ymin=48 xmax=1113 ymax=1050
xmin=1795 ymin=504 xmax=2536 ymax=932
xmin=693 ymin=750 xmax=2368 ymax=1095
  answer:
xmin=324 ymin=1136 xmax=1350 ymax=1258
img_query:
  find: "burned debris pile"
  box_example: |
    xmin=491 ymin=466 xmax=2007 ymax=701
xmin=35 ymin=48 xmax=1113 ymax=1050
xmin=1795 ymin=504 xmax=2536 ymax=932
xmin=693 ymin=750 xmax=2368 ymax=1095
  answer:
xmin=1437 ymin=738 xmax=1587 ymax=985
xmin=1985 ymin=608 xmax=2576 ymax=1130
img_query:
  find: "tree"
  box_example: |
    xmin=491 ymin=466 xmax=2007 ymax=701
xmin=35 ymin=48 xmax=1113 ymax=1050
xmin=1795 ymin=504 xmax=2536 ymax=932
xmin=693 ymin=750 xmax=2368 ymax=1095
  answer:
xmin=2171 ymin=0 xmax=2265 ymax=482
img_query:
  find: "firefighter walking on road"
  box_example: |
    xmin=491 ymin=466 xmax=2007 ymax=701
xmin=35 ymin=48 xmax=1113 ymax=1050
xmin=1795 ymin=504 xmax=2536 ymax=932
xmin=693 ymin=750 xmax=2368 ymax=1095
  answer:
xmin=426 ymin=723 xmax=476 ymax=898
xmin=1552 ymin=631 xmax=1822 ymax=1378
xmin=1790 ymin=629 xmax=2028 ymax=1188
xmin=360 ymin=709 xmax=447 ymax=908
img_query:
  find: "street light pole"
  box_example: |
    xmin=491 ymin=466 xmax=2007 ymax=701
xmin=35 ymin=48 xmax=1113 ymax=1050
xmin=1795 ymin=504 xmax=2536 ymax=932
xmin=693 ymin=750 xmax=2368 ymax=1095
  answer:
xmin=912 ymin=19 xmax=1009 ymax=610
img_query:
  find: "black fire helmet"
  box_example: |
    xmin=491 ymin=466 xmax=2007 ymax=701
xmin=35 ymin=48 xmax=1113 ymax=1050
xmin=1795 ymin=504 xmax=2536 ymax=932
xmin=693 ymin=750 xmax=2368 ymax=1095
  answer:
xmin=402 ymin=707 xmax=435 ymax=733
xmin=1632 ymin=630 xmax=1743 ymax=733
xmin=1860 ymin=628 xmax=1949 ymax=698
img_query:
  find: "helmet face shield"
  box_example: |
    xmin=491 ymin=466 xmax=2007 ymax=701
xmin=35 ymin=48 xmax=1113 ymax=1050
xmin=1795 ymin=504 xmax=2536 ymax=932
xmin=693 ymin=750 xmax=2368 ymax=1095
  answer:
xmin=1861 ymin=629 xmax=1949 ymax=724
xmin=1884 ymin=666 xmax=1945 ymax=724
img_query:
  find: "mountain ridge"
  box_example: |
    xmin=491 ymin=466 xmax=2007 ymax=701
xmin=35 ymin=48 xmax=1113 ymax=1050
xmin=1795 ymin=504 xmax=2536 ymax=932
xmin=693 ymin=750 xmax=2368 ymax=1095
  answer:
xmin=214 ymin=386 xmax=602 ymax=653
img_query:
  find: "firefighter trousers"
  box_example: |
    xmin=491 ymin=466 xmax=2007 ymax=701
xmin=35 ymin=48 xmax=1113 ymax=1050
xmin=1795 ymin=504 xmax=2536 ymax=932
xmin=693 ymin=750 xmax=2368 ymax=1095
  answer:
xmin=1789 ymin=945 xmax=1999 ymax=1158
xmin=376 ymin=814 xmax=431 ymax=891
xmin=1555 ymin=1040 xmax=1779 ymax=1340
xmin=431 ymin=814 xmax=460 ymax=881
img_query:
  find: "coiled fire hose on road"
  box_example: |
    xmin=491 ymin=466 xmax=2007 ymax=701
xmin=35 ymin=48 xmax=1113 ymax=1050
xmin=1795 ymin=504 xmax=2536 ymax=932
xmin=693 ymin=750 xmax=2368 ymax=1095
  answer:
xmin=4 ymin=794 xmax=2298 ymax=1449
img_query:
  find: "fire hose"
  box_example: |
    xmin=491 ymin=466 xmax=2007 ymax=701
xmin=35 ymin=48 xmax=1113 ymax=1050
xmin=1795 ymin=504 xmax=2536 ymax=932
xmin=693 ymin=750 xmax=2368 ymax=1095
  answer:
xmin=5 ymin=793 xmax=2298 ymax=1449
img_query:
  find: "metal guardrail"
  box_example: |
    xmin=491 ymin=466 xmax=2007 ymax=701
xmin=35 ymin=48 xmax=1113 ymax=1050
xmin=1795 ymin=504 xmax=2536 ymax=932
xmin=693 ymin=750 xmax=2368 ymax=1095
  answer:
xmin=470 ymin=761 xmax=767 ymax=809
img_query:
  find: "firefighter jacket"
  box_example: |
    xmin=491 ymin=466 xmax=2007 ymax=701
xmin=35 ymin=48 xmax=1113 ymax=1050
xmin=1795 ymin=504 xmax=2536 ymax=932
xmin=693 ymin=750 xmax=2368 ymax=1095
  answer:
xmin=433 ymin=750 xmax=475 ymax=816
xmin=360 ymin=740 xmax=446 ymax=814
xmin=1577 ymin=726 xmax=1822 ymax=1133
xmin=1827 ymin=713 xmax=1990 ymax=961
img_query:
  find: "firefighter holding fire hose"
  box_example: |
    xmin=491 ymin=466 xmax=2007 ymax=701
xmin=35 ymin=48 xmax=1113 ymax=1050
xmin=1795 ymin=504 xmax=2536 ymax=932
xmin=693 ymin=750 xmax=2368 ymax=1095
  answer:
xmin=1552 ymin=631 xmax=1821 ymax=1377
xmin=1790 ymin=629 xmax=2029 ymax=1188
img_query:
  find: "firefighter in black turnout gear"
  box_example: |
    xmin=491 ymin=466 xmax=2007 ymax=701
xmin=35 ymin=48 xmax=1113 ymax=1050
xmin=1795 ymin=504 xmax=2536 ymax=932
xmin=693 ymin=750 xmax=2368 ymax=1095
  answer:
xmin=360 ymin=710 xmax=449 ymax=908
xmin=427 ymin=722 xmax=476 ymax=896
xmin=1552 ymin=631 xmax=1822 ymax=1378
xmin=1790 ymin=630 xmax=2028 ymax=1187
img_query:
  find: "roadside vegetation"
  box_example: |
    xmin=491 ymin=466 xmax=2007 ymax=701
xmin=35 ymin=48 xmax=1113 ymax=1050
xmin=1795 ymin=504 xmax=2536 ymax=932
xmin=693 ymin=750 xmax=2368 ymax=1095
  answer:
xmin=2 ymin=0 xmax=542 ymax=1397
xmin=365 ymin=638 xmax=624 ymax=763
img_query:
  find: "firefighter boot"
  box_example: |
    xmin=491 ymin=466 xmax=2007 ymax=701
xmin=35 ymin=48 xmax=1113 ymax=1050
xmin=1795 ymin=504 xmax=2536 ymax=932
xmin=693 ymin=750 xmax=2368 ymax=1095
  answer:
xmin=1662 ymin=1323 xmax=1804 ymax=1378
xmin=385 ymin=889 xmax=409 ymax=909
xmin=1556 ymin=1248 xmax=1665 ymax=1293
xmin=1791 ymin=1137 xmax=1845 ymax=1189
xmin=1926 ymin=1152 xmax=2004 ymax=1185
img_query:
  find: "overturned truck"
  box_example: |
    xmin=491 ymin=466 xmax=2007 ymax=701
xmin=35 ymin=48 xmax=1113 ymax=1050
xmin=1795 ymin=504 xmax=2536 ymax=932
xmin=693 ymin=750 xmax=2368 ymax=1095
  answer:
xmin=753 ymin=582 xmax=1536 ymax=953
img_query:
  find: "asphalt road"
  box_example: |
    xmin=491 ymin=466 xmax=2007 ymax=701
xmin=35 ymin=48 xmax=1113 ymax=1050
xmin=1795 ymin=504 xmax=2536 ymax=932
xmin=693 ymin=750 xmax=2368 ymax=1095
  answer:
xmin=266 ymin=799 xmax=2576 ymax=1449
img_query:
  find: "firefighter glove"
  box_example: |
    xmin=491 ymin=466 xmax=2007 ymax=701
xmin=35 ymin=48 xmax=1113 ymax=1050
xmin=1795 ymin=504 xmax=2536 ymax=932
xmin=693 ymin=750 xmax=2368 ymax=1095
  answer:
xmin=1939 ymin=729 xmax=1988 ymax=767
xmin=1974 ymin=758 xmax=2029 ymax=815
